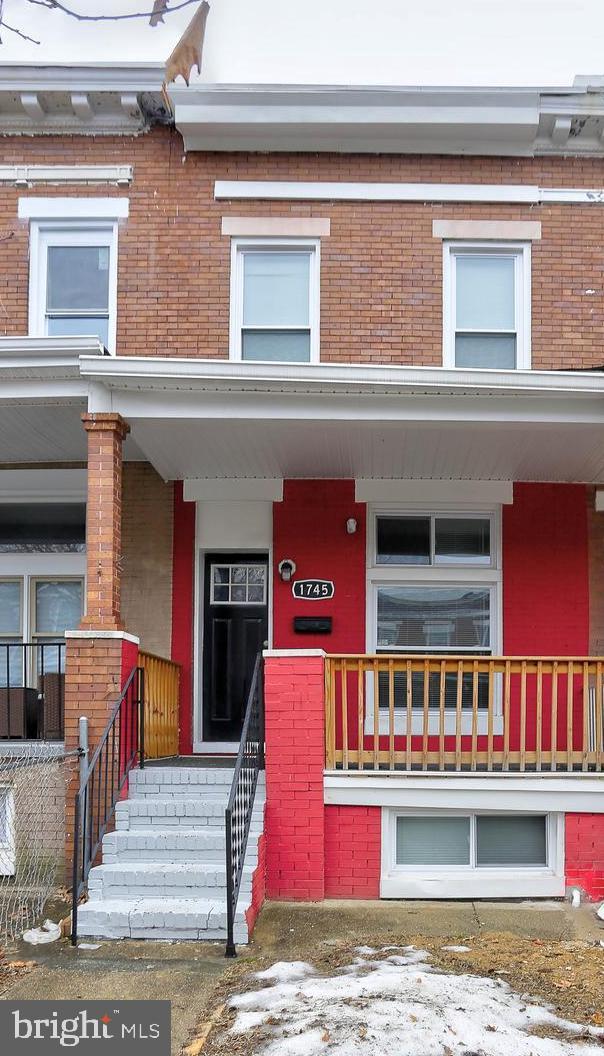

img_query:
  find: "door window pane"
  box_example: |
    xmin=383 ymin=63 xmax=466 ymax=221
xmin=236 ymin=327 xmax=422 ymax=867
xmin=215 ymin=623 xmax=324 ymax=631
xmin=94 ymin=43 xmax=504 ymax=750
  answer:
xmin=211 ymin=565 xmax=267 ymax=605
xmin=34 ymin=580 xmax=82 ymax=635
xmin=47 ymin=246 xmax=109 ymax=311
xmin=243 ymin=252 xmax=310 ymax=326
xmin=455 ymin=334 xmax=516 ymax=369
xmin=434 ymin=518 xmax=491 ymax=565
xmin=376 ymin=517 xmax=430 ymax=565
xmin=456 ymin=255 xmax=515 ymax=331
xmin=476 ymin=815 xmax=547 ymax=867
xmin=241 ymin=330 xmax=310 ymax=362
xmin=377 ymin=586 xmax=490 ymax=651
xmin=0 ymin=582 xmax=21 ymax=634
xmin=396 ymin=816 xmax=471 ymax=865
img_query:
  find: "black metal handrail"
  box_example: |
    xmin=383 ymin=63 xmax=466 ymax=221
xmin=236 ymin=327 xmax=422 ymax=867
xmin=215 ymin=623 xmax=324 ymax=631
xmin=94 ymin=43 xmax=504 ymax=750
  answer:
xmin=71 ymin=664 xmax=145 ymax=945
xmin=225 ymin=651 xmax=265 ymax=957
xmin=0 ymin=642 xmax=66 ymax=740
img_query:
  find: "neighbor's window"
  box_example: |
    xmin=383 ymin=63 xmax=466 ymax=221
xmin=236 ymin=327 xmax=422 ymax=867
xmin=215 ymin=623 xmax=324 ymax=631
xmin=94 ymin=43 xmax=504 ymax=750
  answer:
xmin=0 ymin=580 xmax=23 ymax=687
xmin=31 ymin=224 xmax=117 ymax=352
xmin=396 ymin=814 xmax=548 ymax=869
xmin=230 ymin=240 xmax=319 ymax=363
xmin=444 ymin=243 xmax=530 ymax=370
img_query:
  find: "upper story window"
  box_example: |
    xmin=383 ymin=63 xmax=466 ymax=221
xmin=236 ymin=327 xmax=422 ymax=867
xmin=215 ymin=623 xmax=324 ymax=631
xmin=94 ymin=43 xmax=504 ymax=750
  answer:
xmin=30 ymin=223 xmax=117 ymax=353
xmin=443 ymin=243 xmax=530 ymax=370
xmin=229 ymin=239 xmax=320 ymax=363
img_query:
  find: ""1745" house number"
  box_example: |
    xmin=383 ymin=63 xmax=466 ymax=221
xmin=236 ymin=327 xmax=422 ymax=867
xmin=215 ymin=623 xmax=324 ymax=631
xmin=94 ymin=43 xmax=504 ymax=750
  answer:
xmin=292 ymin=579 xmax=335 ymax=600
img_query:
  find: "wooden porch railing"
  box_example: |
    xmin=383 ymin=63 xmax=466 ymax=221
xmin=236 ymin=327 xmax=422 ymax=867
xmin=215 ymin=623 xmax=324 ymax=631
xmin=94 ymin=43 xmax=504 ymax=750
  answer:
xmin=138 ymin=651 xmax=181 ymax=759
xmin=325 ymin=655 xmax=604 ymax=773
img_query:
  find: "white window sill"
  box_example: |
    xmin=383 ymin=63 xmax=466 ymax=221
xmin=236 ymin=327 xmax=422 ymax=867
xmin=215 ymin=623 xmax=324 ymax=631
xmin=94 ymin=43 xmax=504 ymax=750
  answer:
xmin=380 ymin=867 xmax=564 ymax=899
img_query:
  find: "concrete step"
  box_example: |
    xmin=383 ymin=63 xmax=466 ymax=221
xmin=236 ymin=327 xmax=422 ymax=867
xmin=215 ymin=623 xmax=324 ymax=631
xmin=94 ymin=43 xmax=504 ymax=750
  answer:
xmin=77 ymin=897 xmax=248 ymax=942
xmin=102 ymin=827 xmax=260 ymax=864
xmin=115 ymin=796 xmax=265 ymax=830
xmin=87 ymin=861 xmax=254 ymax=900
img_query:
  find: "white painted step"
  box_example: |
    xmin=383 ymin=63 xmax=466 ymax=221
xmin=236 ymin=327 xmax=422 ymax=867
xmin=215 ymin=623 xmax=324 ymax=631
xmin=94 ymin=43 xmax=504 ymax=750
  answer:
xmin=102 ymin=827 xmax=260 ymax=864
xmin=77 ymin=897 xmax=248 ymax=942
xmin=87 ymin=861 xmax=253 ymax=900
xmin=115 ymin=796 xmax=265 ymax=830
xmin=130 ymin=768 xmax=251 ymax=796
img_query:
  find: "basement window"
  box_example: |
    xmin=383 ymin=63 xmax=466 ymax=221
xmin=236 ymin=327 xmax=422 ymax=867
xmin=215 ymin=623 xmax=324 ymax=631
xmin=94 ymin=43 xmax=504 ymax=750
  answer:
xmin=229 ymin=238 xmax=320 ymax=363
xmin=395 ymin=814 xmax=548 ymax=869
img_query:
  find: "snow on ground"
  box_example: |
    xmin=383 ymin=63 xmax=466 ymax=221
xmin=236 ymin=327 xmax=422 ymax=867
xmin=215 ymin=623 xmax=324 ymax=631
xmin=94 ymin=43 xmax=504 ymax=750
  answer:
xmin=229 ymin=948 xmax=604 ymax=1056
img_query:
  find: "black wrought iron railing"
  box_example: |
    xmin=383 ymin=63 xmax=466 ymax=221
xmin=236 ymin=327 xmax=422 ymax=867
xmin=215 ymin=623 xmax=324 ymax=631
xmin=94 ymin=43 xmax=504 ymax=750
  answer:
xmin=225 ymin=651 xmax=265 ymax=957
xmin=71 ymin=664 xmax=145 ymax=946
xmin=0 ymin=642 xmax=66 ymax=740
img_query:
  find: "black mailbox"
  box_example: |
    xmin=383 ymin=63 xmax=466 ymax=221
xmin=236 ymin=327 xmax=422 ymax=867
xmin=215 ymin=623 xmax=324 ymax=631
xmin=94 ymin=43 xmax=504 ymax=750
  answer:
xmin=293 ymin=616 xmax=332 ymax=634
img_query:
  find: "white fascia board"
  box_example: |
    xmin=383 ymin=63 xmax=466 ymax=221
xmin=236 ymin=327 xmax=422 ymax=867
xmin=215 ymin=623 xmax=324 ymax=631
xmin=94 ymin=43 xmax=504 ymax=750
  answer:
xmin=0 ymin=337 xmax=104 ymax=384
xmin=5 ymin=166 xmax=132 ymax=187
xmin=324 ymin=772 xmax=604 ymax=813
xmin=356 ymin=479 xmax=513 ymax=505
xmin=0 ymin=468 xmax=87 ymax=502
xmin=79 ymin=355 xmax=604 ymax=399
xmin=19 ymin=197 xmax=129 ymax=220
xmin=0 ymin=336 xmax=105 ymax=358
xmin=215 ymin=180 xmax=604 ymax=205
xmin=0 ymin=62 xmax=165 ymax=93
xmin=183 ymin=478 xmax=283 ymax=502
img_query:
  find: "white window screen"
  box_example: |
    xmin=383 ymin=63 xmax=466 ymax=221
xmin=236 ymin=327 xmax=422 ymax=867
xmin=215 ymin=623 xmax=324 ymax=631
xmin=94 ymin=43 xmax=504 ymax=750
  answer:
xmin=454 ymin=252 xmax=518 ymax=369
xmin=476 ymin=815 xmax=547 ymax=867
xmin=46 ymin=245 xmax=110 ymax=347
xmin=239 ymin=248 xmax=313 ymax=363
xmin=396 ymin=816 xmax=471 ymax=865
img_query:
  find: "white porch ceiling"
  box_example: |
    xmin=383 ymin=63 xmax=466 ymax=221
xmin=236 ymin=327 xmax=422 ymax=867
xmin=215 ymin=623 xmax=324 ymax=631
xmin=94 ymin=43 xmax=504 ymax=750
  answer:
xmin=130 ymin=417 xmax=604 ymax=484
xmin=0 ymin=403 xmax=143 ymax=464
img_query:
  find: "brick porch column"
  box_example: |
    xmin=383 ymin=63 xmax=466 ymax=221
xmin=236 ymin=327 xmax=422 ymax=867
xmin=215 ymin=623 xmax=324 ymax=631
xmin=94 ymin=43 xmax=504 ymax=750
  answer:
xmin=264 ymin=650 xmax=326 ymax=900
xmin=80 ymin=412 xmax=130 ymax=630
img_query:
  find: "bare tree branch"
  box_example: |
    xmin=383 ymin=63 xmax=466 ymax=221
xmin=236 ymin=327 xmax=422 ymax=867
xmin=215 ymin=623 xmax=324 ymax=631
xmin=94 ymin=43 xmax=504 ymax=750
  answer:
xmin=0 ymin=19 xmax=41 ymax=44
xmin=23 ymin=0 xmax=200 ymax=24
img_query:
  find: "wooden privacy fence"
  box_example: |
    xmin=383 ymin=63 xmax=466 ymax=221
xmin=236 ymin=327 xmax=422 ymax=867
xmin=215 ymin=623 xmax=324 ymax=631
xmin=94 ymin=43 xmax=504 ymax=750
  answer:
xmin=325 ymin=655 xmax=604 ymax=773
xmin=138 ymin=651 xmax=181 ymax=759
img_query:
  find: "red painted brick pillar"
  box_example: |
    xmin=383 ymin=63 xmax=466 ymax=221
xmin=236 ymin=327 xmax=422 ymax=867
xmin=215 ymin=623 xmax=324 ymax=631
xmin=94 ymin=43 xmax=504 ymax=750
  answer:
xmin=264 ymin=651 xmax=326 ymax=900
xmin=80 ymin=412 xmax=130 ymax=631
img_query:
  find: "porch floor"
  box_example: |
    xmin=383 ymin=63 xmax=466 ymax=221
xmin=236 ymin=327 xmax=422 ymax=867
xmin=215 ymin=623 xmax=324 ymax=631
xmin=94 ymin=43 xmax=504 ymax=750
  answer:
xmin=145 ymin=755 xmax=235 ymax=768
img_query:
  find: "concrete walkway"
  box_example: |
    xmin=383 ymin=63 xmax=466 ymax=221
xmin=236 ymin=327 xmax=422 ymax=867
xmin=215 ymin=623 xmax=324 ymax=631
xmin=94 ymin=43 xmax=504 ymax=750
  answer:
xmin=3 ymin=899 xmax=601 ymax=1055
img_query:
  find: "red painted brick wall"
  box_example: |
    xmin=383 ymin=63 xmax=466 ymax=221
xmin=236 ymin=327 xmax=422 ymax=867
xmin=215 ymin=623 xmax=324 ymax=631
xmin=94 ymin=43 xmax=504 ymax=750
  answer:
xmin=246 ymin=829 xmax=267 ymax=935
xmin=264 ymin=654 xmax=326 ymax=900
xmin=171 ymin=483 xmax=196 ymax=755
xmin=4 ymin=130 xmax=604 ymax=370
xmin=565 ymin=814 xmax=604 ymax=901
xmin=273 ymin=480 xmax=366 ymax=651
xmin=324 ymin=805 xmax=381 ymax=898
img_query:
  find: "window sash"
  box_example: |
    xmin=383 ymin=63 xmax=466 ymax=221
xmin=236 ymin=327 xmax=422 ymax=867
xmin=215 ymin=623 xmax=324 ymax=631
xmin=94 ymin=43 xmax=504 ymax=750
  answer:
xmin=375 ymin=513 xmax=493 ymax=568
xmin=394 ymin=814 xmax=549 ymax=870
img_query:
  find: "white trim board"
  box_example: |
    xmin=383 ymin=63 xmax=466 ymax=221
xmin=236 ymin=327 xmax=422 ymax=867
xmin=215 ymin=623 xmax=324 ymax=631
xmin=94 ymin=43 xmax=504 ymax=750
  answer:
xmin=324 ymin=773 xmax=604 ymax=813
xmin=215 ymin=181 xmax=604 ymax=205
xmin=0 ymin=468 xmax=86 ymax=502
xmin=222 ymin=217 xmax=330 ymax=237
xmin=6 ymin=166 xmax=132 ymax=187
xmin=18 ymin=197 xmax=129 ymax=220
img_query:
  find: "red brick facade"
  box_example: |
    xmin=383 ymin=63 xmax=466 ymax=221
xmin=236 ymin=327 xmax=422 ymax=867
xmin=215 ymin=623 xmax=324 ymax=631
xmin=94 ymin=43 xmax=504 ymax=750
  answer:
xmin=324 ymin=806 xmax=381 ymax=899
xmin=2 ymin=130 xmax=604 ymax=370
xmin=565 ymin=814 xmax=604 ymax=901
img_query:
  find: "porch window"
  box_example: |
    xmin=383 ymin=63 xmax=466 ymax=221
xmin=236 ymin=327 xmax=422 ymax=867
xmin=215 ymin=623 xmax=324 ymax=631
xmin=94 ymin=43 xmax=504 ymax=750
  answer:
xmin=29 ymin=223 xmax=118 ymax=353
xmin=0 ymin=580 xmax=23 ymax=687
xmin=32 ymin=579 xmax=83 ymax=673
xmin=229 ymin=239 xmax=320 ymax=363
xmin=443 ymin=243 xmax=530 ymax=370
xmin=395 ymin=814 xmax=548 ymax=869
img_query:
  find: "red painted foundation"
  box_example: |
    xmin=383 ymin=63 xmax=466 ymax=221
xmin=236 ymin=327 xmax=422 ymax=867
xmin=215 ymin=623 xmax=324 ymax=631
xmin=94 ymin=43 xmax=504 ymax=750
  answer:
xmin=325 ymin=806 xmax=381 ymax=898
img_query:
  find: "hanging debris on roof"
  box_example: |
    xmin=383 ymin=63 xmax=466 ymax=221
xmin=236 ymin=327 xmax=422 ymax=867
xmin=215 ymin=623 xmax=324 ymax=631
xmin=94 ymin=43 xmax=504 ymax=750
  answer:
xmin=149 ymin=0 xmax=169 ymax=27
xmin=165 ymin=1 xmax=210 ymax=86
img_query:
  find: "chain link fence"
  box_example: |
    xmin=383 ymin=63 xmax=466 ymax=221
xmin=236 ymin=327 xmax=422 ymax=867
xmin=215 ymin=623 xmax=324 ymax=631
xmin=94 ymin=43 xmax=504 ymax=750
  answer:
xmin=0 ymin=744 xmax=79 ymax=945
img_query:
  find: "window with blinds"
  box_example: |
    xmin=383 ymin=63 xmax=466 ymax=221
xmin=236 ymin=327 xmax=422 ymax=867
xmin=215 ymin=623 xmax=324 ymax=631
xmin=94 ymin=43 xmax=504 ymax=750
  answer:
xmin=395 ymin=815 xmax=548 ymax=869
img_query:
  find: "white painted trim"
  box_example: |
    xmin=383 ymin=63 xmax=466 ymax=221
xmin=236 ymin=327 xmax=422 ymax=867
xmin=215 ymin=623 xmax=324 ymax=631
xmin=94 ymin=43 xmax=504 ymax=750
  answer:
xmin=184 ymin=478 xmax=283 ymax=502
xmin=19 ymin=197 xmax=129 ymax=220
xmin=229 ymin=237 xmax=321 ymax=365
xmin=215 ymin=181 xmax=604 ymax=205
xmin=263 ymin=648 xmax=326 ymax=657
xmin=443 ymin=241 xmax=531 ymax=371
xmin=324 ymin=773 xmax=604 ymax=812
xmin=0 ymin=788 xmax=15 ymax=877
xmin=0 ymin=469 xmax=87 ymax=503
xmin=355 ymin=480 xmax=513 ymax=505
xmin=65 ymin=630 xmax=140 ymax=644
xmin=222 ymin=217 xmax=330 ymax=237
xmin=6 ymin=166 xmax=132 ymax=187
xmin=380 ymin=808 xmax=564 ymax=899
xmin=433 ymin=220 xmax=541 ymax=240
xmin=595 ymin=489 xmax=604 ymax=512
xmin=28 ymin=220 xmax=119 ymax=356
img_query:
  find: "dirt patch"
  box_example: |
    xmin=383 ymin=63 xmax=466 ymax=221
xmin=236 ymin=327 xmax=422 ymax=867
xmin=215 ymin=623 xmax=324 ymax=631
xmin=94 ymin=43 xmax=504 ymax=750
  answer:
xmin=0 ymin=948 xmax=37 ymax=997
xmin=192 ymin=930 xmax=604 ymax=1056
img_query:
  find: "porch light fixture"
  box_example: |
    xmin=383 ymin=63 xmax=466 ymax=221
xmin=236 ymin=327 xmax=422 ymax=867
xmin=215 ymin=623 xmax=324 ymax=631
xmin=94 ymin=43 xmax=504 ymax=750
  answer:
xmin=346 ymin=518 xmax=358 ymax=534
xmin=278 ymin=558 xmax=296 ymax=582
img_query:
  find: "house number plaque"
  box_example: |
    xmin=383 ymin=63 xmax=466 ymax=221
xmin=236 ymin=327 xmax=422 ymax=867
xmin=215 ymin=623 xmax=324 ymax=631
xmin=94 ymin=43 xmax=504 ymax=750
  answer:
xmin=292 ymin=579 xmax=335 ymax=600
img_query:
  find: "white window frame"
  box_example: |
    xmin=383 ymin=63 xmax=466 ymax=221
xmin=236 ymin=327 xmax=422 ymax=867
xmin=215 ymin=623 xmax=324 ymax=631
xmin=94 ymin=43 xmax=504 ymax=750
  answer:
xmin=0 ymin=787 xmax=15 ymax=877
xmin=381 ymin=809 xmax=565 ymax=899
xmin=366 ymin=504 xmax=502 ymax=736
xmin=443 ymin=241 xmax=531 ymax=370
xmin=28 ymin=220 xmax=119 ymax=355
xmin=229 ymin=236 xmax=320 ymax=364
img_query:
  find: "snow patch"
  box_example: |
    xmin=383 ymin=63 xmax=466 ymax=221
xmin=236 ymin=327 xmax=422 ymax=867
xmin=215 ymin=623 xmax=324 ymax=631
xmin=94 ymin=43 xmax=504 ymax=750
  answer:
xmin=231 ymin=948 xmax=604 ymax=1055
xmin=442 ymin=945 xmax=472 ymax=953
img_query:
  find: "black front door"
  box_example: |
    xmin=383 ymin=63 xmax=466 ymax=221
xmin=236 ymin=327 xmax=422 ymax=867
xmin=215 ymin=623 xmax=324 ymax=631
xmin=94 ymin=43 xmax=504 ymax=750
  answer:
xmin=202 ymin=553 xmax=269 ymax=743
